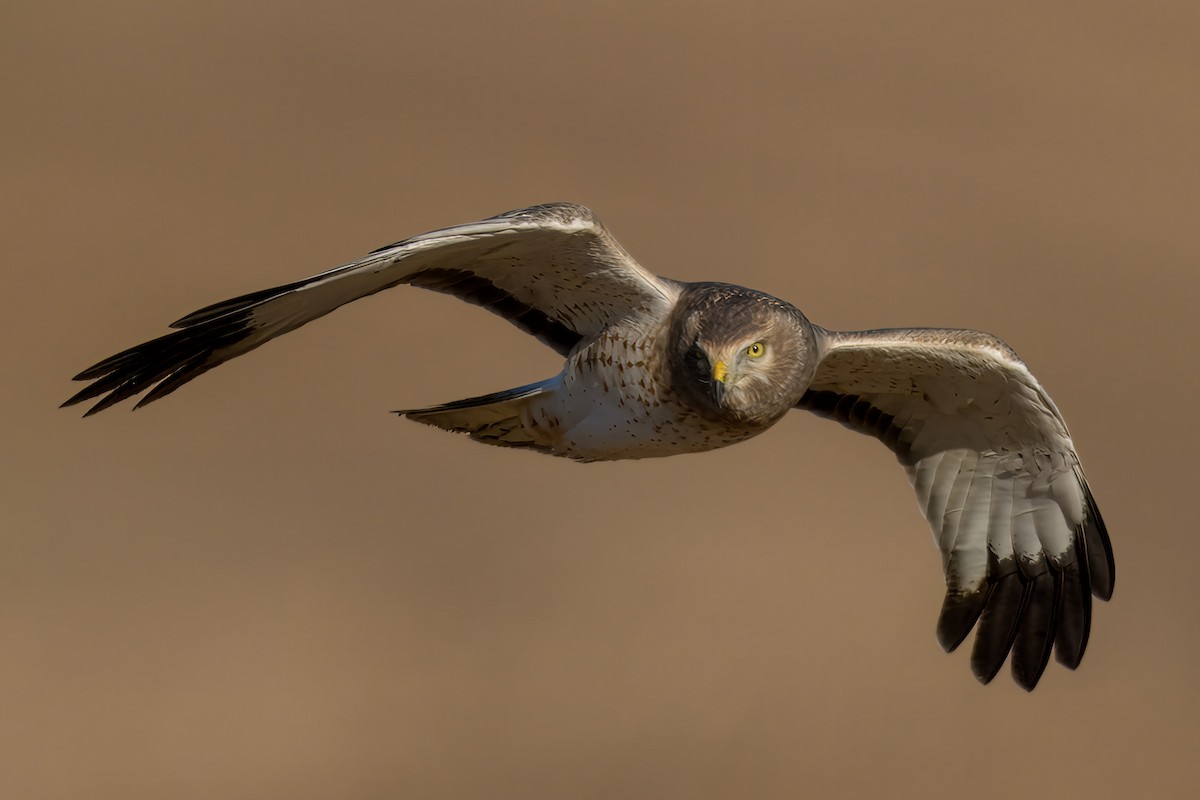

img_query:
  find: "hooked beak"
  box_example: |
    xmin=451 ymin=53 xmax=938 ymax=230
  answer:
xmin=710 ymin=360 xmax=728 ymax=405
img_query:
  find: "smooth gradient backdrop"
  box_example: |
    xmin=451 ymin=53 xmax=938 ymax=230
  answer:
xmin=4 ymin=2 xmax=1197 ymax=798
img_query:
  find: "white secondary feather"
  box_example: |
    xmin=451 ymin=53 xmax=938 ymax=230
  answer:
xmin=987 ymin=470 xmax=1017 ymax=563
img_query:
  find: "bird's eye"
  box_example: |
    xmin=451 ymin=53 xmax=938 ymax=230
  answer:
xmin=746 ymin=341 xmax=766 ymax=359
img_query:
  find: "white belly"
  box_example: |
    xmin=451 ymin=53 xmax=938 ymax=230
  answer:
xmin=538 ymin=335 xmax=763 ymax=461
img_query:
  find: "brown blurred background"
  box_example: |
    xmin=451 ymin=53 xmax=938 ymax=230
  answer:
xmin=3 ymin=1 xmax=1198 ymax=797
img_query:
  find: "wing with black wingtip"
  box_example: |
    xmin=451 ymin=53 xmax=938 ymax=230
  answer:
xmin=796 ymin=327 xmax=1114 ymax=690
xmin=65 ymin=203 xmax=677 ymax=416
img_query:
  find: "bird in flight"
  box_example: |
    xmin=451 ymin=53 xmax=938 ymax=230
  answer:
xmin=64 ymin=202 xmax=1114 ymax=690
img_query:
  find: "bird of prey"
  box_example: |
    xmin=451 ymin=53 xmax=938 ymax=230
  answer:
xmin=64 ymin=202 xmax=1114 ymax=690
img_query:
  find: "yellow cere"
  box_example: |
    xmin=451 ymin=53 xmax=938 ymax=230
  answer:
xmin=746 ymin=341 xmax=766 ymax=358
xmin=712 ymin=360 xmax=728 ymax=384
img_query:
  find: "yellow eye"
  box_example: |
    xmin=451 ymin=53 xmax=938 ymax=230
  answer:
xmin=746 ymin=341 xmax=766 ymax=359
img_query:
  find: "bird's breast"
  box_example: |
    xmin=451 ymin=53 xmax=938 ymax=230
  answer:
xmin=549 ymin=332 xmax=766 ymax=461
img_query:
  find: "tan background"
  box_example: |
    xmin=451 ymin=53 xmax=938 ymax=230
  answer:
xmin=3 ymin=1 xmax=1197 ymax=797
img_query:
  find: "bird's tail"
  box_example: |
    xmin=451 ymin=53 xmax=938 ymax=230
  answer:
xmin=394 ymin=379 xmax=559 ymax=454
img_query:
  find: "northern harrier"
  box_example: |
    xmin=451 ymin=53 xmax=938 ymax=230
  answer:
xmin=64 ymin=202 xmax=1114 ymax=690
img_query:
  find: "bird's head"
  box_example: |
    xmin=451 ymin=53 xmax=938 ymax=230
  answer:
xmin=668 ymin=283 xmax=821 ymax=427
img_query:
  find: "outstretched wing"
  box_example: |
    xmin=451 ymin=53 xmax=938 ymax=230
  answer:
xmin=64 ymin=203 xmax=676 ymax=415
xmin=795 ymin=327 xmax=1114 ymax=690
